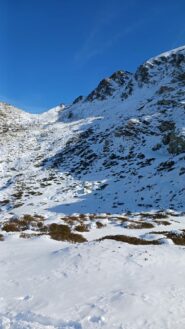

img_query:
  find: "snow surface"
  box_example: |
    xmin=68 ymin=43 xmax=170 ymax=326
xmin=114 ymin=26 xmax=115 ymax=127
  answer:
xmin=1 ymin=233 xmax=185 ymax=329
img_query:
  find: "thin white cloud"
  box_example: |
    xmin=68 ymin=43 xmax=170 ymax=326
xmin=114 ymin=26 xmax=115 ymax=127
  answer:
xmin=74 ymin=6 xmax=119 ymax=63
xmin=74 ymin=18 xmax=144 ymax=65
xmin=73 ymin=0 xmax=145 ymax=65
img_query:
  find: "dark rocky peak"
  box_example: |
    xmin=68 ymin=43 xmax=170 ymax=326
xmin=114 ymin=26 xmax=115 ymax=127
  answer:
xmin=148 ymin=46 xmax=185 ymax=68
xmin=134 ymin=46 xmax=185 ymax=86
xmin=85 ymin=70 xmax=132 ymax=102
xmin=72 ymin=95 xmax=84 ymax=105
xmin=134 ymin=65 xmax=151 ymax=84
xmin=109 ymin=70 xmax=131 ymax=85
xmin=86 ymin=78 xmax=115 ymax=102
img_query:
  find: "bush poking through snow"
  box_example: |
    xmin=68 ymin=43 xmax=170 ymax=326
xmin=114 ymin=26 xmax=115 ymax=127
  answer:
xmin=0 ymin=234 xmax=4 ymax=241
xmin=1 ymin=214 xmax=46 ymax=232
xmin=75 ymin=224 xmax=89 ymax=232
xmin=152 ymin=231 xmax=185 ymax=245
xmin=96 ymin=221 xmax=105 ymax=229
xmin=139 ymin=212 xmax=169 ymax=219
xmin=49 ymin=223 xmax=87 ymax=243
xmin=127 ymin=221 xmax=154 ymax=229
xmin=100 ymin=235 xmax=162 ymax=245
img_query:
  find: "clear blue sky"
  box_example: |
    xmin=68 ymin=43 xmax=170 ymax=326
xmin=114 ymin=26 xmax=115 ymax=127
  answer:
xmin=0 ymin=0 xmax=185 ymax=113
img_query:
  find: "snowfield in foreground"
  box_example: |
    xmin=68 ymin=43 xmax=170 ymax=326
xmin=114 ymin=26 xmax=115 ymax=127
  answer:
xmin=1 ymin=235 xmax=185 ymax=329
xmin=0 ymin=211 xmax=185 ymax=329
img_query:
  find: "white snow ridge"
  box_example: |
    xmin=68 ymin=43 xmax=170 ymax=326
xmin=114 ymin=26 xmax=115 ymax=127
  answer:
xmin=0 ymin=46 xmax=185 ymax=329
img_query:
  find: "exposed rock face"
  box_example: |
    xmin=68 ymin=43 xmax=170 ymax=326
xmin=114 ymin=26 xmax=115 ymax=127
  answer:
xmin=86 ymin=78 xmax=115 ymax=101
xmin=0 ymin=46 xmax=185 ymax=218
xmin=86 ymin=70 xmax=131 ymax=102
xmin=110 ymin=70 xmax=131 ymax=85
xmin=72 ymin=95 xmax=83 ymax=104
xmin=159 ymin=120 xmax=176 ymax=132
xmin=163 ymin=133 xmax=185 ymax=155
xmin=135 ymin=64 xmax=150 ymax=83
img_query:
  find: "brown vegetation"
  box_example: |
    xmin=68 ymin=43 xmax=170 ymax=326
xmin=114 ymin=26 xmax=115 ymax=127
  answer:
xmin=0 ymin=234 xmax=4 ymax=241
xmin=100 ymin=234 xmax=162 ymax=245
xmin=49 ymin=223 xmax=87 ymax=243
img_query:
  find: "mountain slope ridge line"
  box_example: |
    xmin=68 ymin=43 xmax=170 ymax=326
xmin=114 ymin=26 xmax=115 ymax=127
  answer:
xmin=0 ymin=45 xmax=185 ymax=219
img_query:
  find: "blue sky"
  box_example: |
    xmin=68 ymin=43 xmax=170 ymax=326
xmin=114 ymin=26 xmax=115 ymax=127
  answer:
xmin=0 ymin=0 xmax=185 ymax=113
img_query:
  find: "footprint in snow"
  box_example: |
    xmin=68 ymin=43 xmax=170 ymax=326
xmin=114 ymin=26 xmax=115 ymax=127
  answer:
xmin=88 ymin=315 xmax=106 ymax=324
xmin=15 ymin=295 xmax=32 ymax=301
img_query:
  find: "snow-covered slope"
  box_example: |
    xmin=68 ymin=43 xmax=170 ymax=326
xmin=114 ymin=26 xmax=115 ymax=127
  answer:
xmin=1 ymin=46 xmax=185 ymax=218
xmin=0 ymin=102 xmax=37 ymax=133
xmin=0 ymin=46 xmax=185 ymax=329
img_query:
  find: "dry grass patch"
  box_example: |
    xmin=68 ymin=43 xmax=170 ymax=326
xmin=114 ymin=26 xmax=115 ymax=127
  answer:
xmin=127 ymin=221 xmax=155 ymax=229
xmin=165 ymin=232 xmax=185 ymax=245
xmin=49 ymin=223 xmax=87 ymax=243
xmin=88 ymin=214 xmax=108 ymax=220
xmin=2 ymin=220 xmax=28 ymax=232
xmin=96 ymin=221 xmax=105 ymax=229
xmin=20 ymin=233 xmax=45 ymax=239
xmin=62 ymin=214 xmax=109 ymax=227
xmin=112 ymin=216 xmax=129 ymax=223
xmin=100 ymin=234 xmax=162 ymax=245
xmin=62 ymin=215 xmax=82 ymax=226
xmin=154 ymin=220 xmax=171 ymax=226
xmin=0 ymin=234 xmax=4 ymax=241
xmin=2 ymin=214 xmax=46 ymax=233
xmin=75 ymin=224 xmax=89 ymax=232
xmin=21 ymin=214 xmax=45 ymax=222
xmin=36 ymin=222 xmax=48 ymax=231
xmin=140 ymin=212 xmax=169 ymax=220
xmin=152 ymin=231 xmax=185 ymax=245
